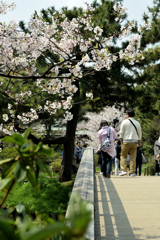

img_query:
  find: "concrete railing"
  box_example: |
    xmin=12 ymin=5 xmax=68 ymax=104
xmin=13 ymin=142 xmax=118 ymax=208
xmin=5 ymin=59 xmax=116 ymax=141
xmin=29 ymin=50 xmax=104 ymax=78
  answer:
xmin=66 ymin=147 xmax=95 ymax=240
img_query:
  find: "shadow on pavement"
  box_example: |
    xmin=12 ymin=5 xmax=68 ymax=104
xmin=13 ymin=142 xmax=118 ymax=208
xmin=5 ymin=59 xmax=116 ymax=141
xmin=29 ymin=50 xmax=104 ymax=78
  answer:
xmin=95 ymin=175 xmax=140 ymax=240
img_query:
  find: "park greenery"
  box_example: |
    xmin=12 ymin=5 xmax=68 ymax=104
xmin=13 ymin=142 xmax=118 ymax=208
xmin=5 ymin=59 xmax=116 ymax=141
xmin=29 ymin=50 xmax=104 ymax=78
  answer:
xmin=0 ymin=0 xmax=152 ymax=182
xmin=0 ymin=129 xmax=91 ymax=239
xmin=0 ymin=0 xmax=160 ymax=238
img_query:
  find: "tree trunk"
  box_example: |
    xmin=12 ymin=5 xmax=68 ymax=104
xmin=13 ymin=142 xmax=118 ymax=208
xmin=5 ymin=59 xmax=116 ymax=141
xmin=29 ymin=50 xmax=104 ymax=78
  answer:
xmin=59 ymin=79 xmax=80 ymax=182
xmin=59 ymin=104 xmax=80 ymax=182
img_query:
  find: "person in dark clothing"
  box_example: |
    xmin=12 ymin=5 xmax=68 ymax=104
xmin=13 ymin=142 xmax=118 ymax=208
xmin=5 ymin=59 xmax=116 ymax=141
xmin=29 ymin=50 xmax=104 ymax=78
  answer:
xmin=115 ymin=139 xmax=121 ymax=176
xmin=135 ymin=147 xmax=143 ymax=176
xmin=75 ymin=141 xmax=82 ymax=165
xmin=97 ymin=149 xmax=103 ymax=174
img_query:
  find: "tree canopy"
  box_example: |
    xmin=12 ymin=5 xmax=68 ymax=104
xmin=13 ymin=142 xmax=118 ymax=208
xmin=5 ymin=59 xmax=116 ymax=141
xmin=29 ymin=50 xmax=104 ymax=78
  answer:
xmin=0 ymin=0 xmax=151 ymax=180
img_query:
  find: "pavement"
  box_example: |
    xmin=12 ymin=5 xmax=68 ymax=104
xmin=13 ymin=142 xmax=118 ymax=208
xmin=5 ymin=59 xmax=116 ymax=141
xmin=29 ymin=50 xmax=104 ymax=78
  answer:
xmin=95 ymin=173 xmax=160 ymax=240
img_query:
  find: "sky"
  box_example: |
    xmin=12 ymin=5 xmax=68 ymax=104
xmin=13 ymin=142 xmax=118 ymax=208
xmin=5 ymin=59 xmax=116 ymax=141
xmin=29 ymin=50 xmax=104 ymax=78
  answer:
xmin=0 ymin=0 xmax=154 ymax=24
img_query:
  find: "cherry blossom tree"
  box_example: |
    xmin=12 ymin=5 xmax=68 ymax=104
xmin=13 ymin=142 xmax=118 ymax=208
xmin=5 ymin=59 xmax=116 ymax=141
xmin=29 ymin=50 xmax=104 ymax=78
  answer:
xmin=77 ymin=106 xmax=126 ymax=149
xmin=0 ymin=1 xmax=151 ymax=181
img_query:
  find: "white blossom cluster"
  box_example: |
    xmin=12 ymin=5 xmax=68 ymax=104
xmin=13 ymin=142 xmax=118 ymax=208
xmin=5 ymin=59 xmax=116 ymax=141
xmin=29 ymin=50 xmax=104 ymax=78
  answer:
xmin=0 ymin=0 xmax=16 ymax=15
xmin=63 ymin=111 xmax=73 ymax=121
xmin=119 ymin=34 xmax=145 ymax=64
xmin=138 ymin=21 xmax=152 ymax=32
xmin=0 ymin=1 xmax=152 ymax=128
xmin=2 ymin=113 xmax=8 ymax=122
xmin=0 ymin=123 xmax=13 ymax=135
xmin=86 ymin=93 xmax=93 ymax=99
xmin=17 ymin=109 xmax=39 ymax=125
xmin=113 ymin=1 xmax=127 ymax=22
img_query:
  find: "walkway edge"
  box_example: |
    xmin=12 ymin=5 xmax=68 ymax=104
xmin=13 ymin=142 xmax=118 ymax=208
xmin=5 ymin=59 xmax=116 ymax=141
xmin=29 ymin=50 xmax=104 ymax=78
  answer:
xmin=66 ymin=147 xmax=95 ymax=240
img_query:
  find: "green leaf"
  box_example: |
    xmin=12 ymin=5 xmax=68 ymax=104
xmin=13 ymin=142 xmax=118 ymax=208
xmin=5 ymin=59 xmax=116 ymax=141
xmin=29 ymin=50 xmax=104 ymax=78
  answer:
xmin=0 ymin=178 xmax=13 ymax=191
xmin=40 ymin=213 xmax=55 ymax=225
xmin=2 ymin=135 xmax=25 ymax=146
xmin=0 ymin=219 xmax=18 ymax=240
xmin=12 ymin=133 xmax=27 ymax=145
xmin=0 ymin=158 xmax=14 ymax=166
xmin=23 ymin=127 xmax=32 ymax=139
xmin=0 ymin=176 xmax=15 ymax=193
xmin=21 ymin=153 xmax=31 ymax=157
xmin=14 ymin=162 xmax=27 ymax=182
xmin=20 ymin=143 xmax=33 ymax=152
xmin=34 ymin=142 xmax=43 ymax=153
xmin=37 ymin=160 xmax=52 ymax=177
xmin=1 ymin=161 xmax=16 ymax=178
xmin=25 ymin=223 xmax=69 ymax=240
xmin=39 ymin=145 xmax=54 ymax=156
xmin=27 ymin=168 xmax=38 ymax=189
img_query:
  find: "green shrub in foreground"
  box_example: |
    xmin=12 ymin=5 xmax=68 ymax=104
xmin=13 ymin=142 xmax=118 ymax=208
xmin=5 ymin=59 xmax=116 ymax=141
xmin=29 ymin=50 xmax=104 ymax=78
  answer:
xmin=3 ymin=176 xmax=73 ymax=215
xmin=0 ymin=128 xmax=91 ymax=239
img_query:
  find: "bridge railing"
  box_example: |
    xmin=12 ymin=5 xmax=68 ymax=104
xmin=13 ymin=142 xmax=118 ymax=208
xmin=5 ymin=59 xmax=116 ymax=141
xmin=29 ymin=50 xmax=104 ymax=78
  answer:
xmin=66 ymin=147 xmax=95 ymax=240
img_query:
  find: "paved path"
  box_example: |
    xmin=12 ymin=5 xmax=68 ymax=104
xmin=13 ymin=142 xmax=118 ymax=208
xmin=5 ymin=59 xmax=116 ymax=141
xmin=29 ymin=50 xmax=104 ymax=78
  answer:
xmin=95 ymin=173 xmax=160 ymax=240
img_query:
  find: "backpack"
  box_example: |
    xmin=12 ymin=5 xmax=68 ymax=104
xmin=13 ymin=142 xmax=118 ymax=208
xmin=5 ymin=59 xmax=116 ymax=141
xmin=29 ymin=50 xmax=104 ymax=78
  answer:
xmin=100 ymin=127 xmax=111 ymax=152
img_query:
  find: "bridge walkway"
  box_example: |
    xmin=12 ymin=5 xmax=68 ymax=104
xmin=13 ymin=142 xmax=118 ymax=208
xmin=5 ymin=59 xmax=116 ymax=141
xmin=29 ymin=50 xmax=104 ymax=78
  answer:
xmin=94 ymin=173 xmax=160 ymax=240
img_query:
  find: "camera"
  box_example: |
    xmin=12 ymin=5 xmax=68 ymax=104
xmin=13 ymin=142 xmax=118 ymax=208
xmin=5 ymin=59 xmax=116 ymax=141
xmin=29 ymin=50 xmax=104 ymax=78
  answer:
xmin=113 ymin=117 xmax=119 ymax=128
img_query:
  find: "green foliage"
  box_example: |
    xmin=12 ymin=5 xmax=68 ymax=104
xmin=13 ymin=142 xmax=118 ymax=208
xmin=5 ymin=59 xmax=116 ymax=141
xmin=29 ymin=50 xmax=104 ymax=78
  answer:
xmin=131 ymin=0 xmax=160 ymax=158
xmin=50 ymin=159 xmax=62 ymax=173
xmin=0 ymin=145 xmax=62 ymax=175
xmin=2 ymin=176 xmax=73 ymax=215
xmin=0 ymin=128 xmax=91 ymax=240
xmin=0 ymin=145 xmax=17 ymax=160
xmin=0 ymin=128 xmax=54 ymax=207
xmin=0 ymin=193 xmax=91 ymax=240
xmin=134 ymin=109 xmax=160 ymax=157
xmin=41 ymin=149 xmax=63 ymax=166
xmin=66 ymin=195 xmax=92 ymax=239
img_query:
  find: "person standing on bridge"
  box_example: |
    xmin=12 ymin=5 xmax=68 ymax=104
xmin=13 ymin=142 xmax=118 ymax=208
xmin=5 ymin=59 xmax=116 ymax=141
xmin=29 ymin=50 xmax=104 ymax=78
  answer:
xmin=119 ymin=110 xmax=142 ymax=177
xmin=75 ymin=141 xmax=82 ymax=166
xmin=115 ymin=139 xmax=121 ymax=176
xmin=154 ymin=136 xmax=160 ymax=176
xmin=98 ymin=120 xmax=117 ymax=178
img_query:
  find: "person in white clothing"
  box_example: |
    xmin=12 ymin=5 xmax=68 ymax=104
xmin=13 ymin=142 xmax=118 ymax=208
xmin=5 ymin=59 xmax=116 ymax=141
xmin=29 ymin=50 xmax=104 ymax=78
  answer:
xmin=119 ymin=110 xmax=142 ymax=177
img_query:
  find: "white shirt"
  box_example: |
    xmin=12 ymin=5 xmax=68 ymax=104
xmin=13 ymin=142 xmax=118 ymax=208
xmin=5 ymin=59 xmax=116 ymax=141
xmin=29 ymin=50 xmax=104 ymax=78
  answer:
xmin=120 ymin=117 xmax=142 ymax=141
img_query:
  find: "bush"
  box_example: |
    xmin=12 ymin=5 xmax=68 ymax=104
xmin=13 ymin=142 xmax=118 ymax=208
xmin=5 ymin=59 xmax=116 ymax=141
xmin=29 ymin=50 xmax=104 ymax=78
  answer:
xmin=2 ymin=176 xmax=73 ymax=215
xmin=50 ymin=158 xmax=62 ymax=173
xmin=37 ymin=154 xmax=55 ymax=165
xmin=38 ymin=149 xmax=62 ymax=165
xmin=0 ymin=145 xmax=17 ymax=160
xmin=0 ymin=144 xmax=62 ymax=166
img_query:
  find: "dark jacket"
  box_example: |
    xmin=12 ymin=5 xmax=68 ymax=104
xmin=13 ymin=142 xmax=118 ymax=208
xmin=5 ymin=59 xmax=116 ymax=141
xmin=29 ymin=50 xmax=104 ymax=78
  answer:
xmin=97 ymin=150 xmax=102 ymax=164
xmin=116 ymin=145 xmax=121 ymax=160
xmin=136 ymin=147 xmax=142 ymax=164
